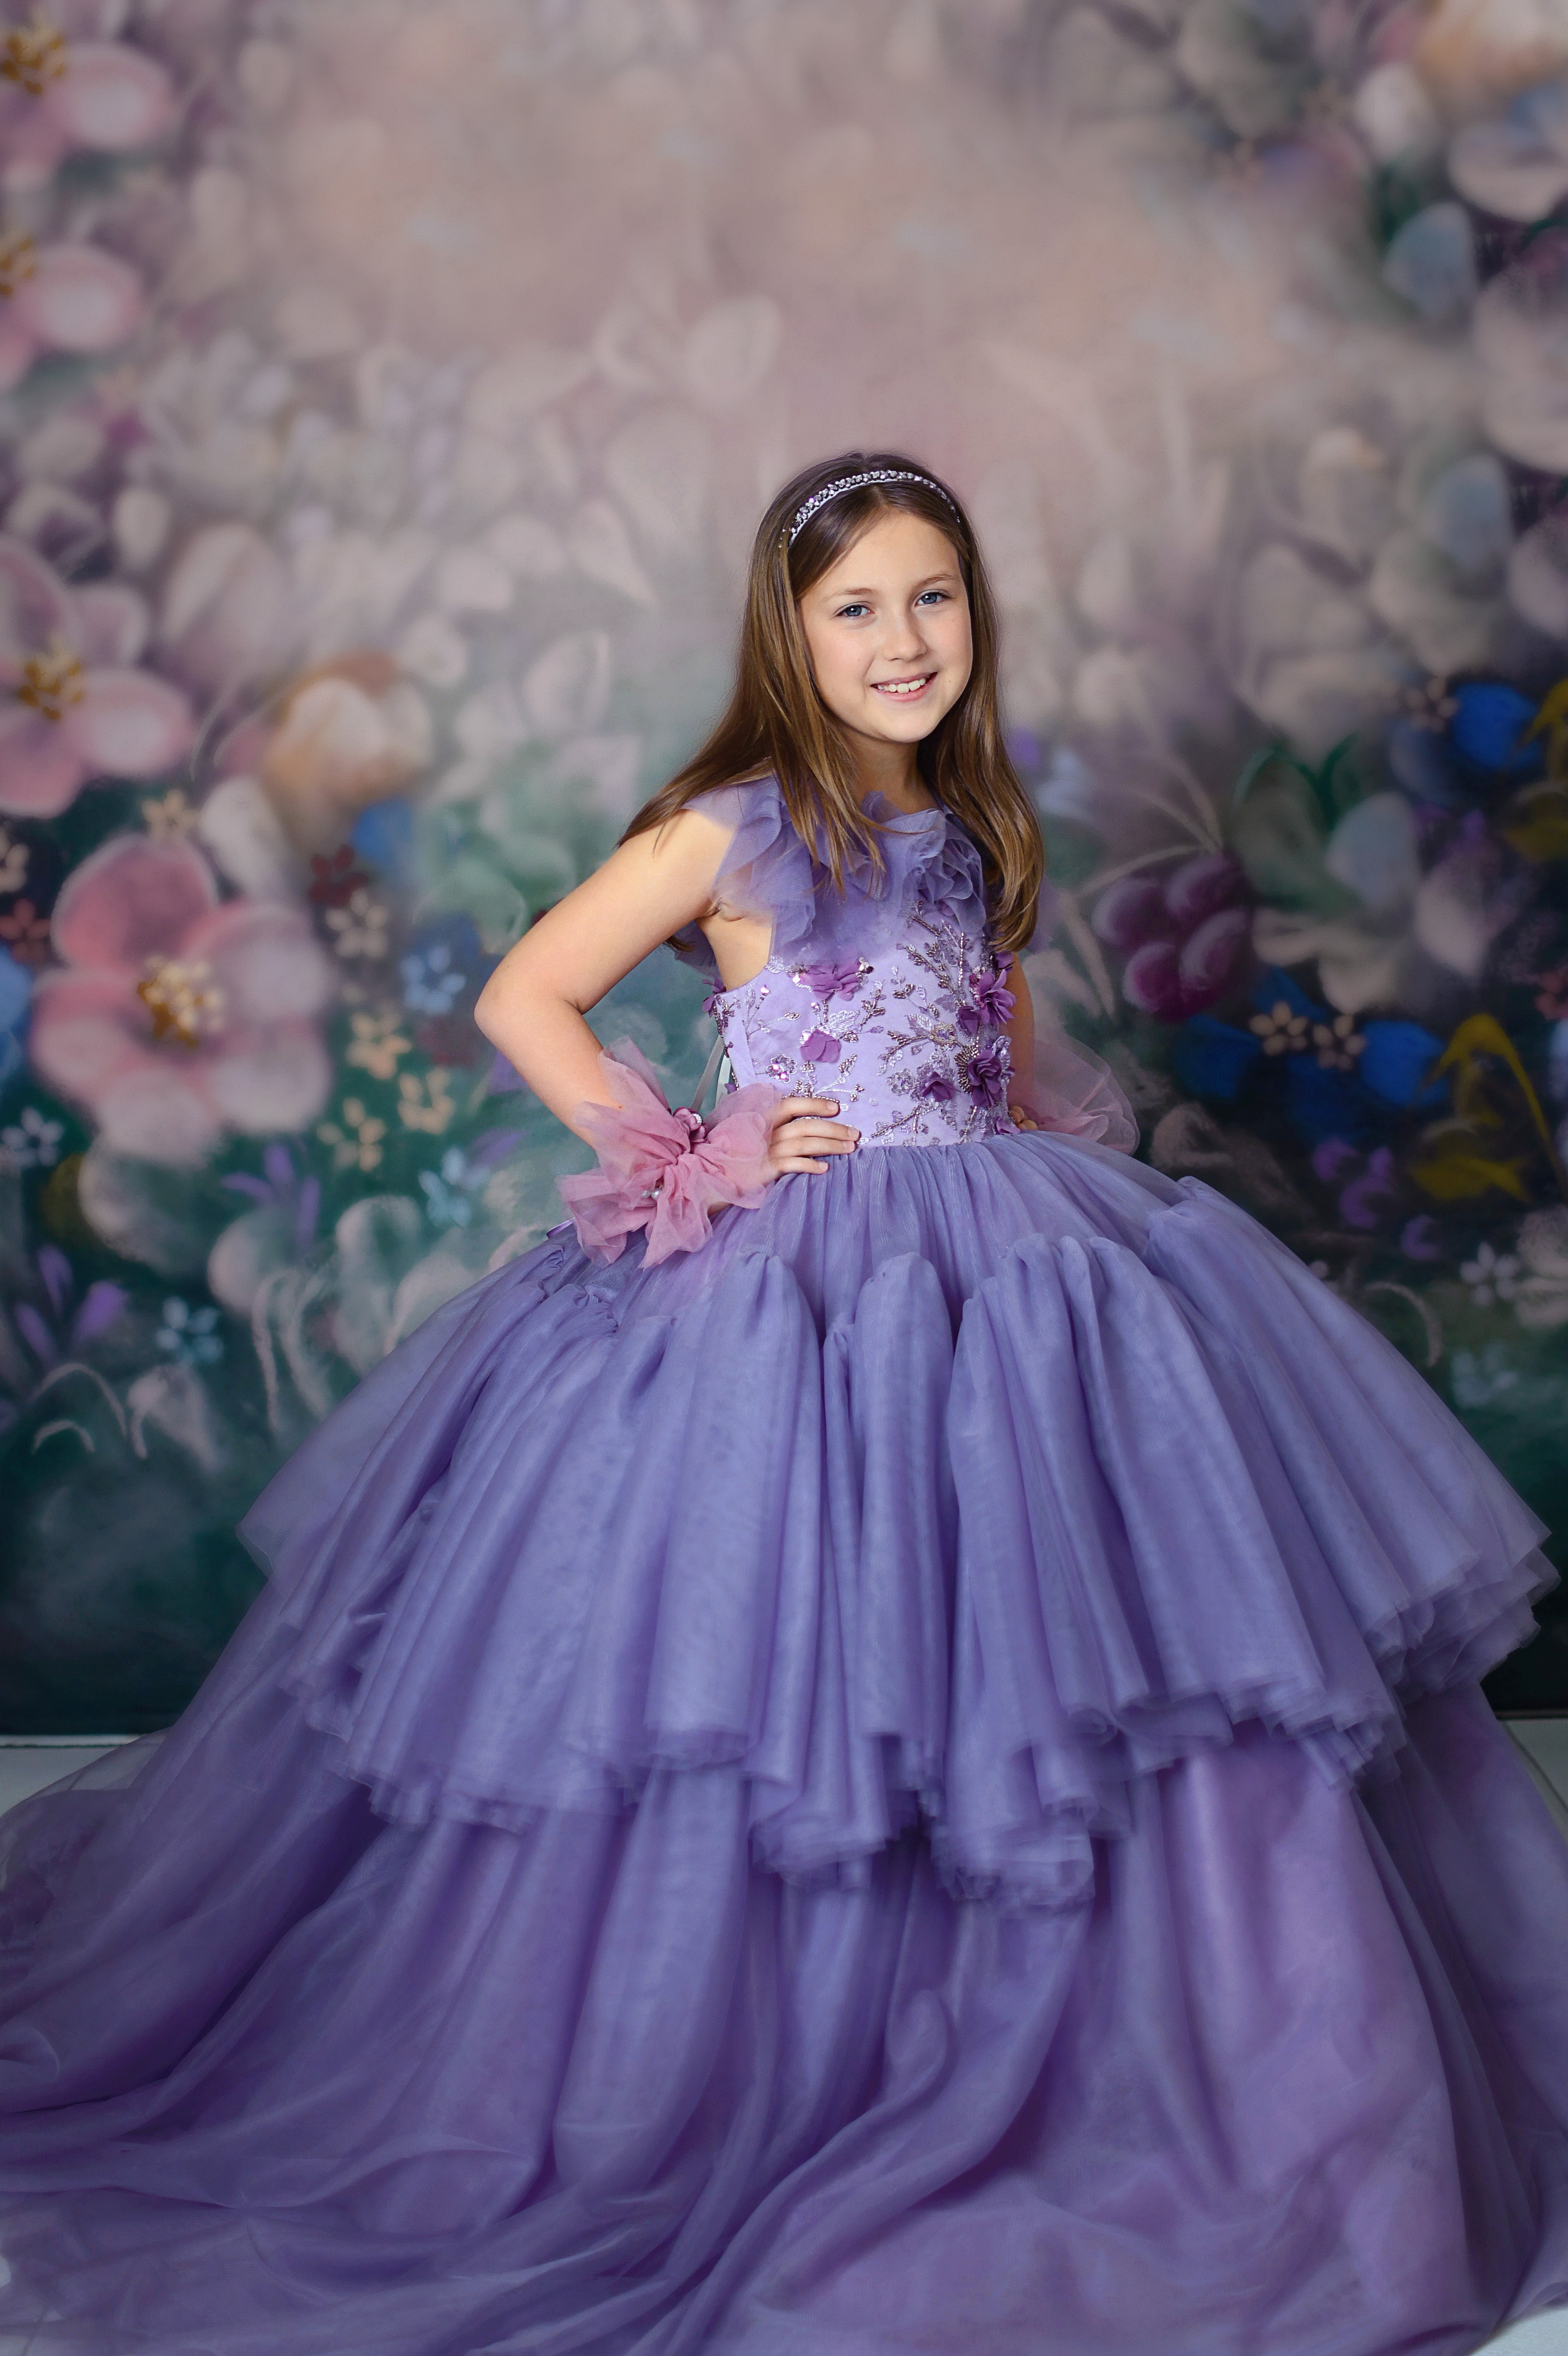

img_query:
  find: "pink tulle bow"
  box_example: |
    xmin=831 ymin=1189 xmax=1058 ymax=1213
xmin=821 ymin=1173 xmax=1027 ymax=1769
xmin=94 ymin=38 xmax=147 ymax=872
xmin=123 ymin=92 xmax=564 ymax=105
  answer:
xmin=558 ymin=1038 xmax=783 ymax=1266
xmin=1010 ymin=1022 xmax=1140 ymax=1153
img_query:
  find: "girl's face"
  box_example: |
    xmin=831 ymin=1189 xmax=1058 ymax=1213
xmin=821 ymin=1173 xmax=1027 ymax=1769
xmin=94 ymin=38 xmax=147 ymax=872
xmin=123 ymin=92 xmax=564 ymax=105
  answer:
xmin=798 ymin=511 xmax=973 ymax=766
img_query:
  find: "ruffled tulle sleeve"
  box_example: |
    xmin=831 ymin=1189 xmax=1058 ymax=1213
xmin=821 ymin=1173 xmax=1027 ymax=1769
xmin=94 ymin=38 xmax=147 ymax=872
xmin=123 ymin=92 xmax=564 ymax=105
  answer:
xmin=670 ymin=776 xmax=990 ymax=978
xmin=670 ymin=778 xmax=822 ymax=981
xmin=1011 ymin=1021 xmax=1140 ymax=1154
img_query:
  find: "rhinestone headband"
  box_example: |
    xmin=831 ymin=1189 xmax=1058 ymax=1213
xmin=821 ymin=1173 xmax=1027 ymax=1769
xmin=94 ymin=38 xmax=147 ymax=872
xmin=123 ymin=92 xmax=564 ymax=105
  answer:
xmin=786 ymin=468 xmax=959 ymax=546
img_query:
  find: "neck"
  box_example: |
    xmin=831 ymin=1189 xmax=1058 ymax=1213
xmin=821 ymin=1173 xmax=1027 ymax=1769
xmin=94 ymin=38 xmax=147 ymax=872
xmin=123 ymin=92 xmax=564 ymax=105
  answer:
xmin=846 ymin=736 xmax=924 ymax=809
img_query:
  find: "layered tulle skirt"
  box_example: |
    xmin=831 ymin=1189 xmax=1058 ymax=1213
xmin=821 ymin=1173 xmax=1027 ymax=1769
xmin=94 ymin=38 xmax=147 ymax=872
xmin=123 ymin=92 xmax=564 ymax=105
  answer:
xmin=2 ymin=1128 xmax=1568 ymax=2353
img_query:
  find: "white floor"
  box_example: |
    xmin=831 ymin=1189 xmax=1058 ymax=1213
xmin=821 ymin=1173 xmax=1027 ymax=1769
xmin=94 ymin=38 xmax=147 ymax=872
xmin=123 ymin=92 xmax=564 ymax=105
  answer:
xmin=4 ymin=1730 xmax=1568 ymax=2351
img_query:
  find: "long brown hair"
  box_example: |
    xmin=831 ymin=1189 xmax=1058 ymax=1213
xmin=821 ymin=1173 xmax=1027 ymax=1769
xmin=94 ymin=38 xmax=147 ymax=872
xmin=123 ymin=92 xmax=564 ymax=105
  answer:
xmin=621 ymin=450 xmax=1045 ymax=956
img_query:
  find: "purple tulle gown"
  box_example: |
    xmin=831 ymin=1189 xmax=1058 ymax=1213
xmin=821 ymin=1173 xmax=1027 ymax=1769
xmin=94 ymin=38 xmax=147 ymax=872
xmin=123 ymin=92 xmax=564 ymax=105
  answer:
xmin=4 ymin=778 xmax=1568 ymax=2355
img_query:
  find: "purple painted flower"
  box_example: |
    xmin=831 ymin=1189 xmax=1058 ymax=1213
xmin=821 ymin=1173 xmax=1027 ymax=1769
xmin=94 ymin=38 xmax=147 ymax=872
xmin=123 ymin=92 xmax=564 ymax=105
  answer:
xmin=485 ymin=1046 xmax=530 ymax=1097
xmin=1401 ymin=1215 xmax=1442 ymax=1261
xmin=1311 ymin=1137 xmax=1361 ymax=1185
xmin=220 ymin=1142 xmax=322 ymax=1259
xmin=11 ymin=1242 xmax=125 ymax=1372
xmin=800 ymin=1028 xmax=841 ymax=1064
xmin=965 ymin=1041 xmax=1011 ymax=1107
xmin=1341 ymin=1147 xmax=1399 ymax=1232
xmin=1095 ymin=853 xmax=1254 ymax=1022
xmin=917 ymin=1066 xmax=956 ymax=1102
xmin=1180 ymin=907 xmax=1251 ymax=999
xmin=1092 ymin=876 xmax=1168 ymax=954
xmin=1164 ymin=854 xmax=1249 ymax=930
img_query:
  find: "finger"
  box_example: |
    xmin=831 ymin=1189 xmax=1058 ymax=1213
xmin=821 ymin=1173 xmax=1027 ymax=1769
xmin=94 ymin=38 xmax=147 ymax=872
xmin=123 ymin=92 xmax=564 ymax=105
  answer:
xmin=780 ymin=1130 xmax=857 ymax=1153
xmin=781 ymin=1115 xmax=860 ymax=1139
xmin=775 ymin=1096 xmax=842 ymax=1119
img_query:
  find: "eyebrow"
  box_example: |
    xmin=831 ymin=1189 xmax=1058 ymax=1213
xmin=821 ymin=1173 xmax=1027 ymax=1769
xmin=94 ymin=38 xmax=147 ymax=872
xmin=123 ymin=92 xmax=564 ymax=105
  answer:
xmin=826 ymin=570 xmax=960 ymax=597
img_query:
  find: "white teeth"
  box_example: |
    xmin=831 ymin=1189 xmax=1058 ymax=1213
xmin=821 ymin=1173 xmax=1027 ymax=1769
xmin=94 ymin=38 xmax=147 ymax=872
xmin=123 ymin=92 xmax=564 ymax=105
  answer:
xmin=875 ymin=677 xmax=930 ymax=696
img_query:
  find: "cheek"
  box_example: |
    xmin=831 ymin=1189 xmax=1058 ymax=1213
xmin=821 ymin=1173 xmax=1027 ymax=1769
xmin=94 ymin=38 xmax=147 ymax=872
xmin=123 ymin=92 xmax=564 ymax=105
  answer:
xmin=804 ymin=630 xmax=866 ymax=713
xmin=939 ymin=609 xmax=974 ymax=675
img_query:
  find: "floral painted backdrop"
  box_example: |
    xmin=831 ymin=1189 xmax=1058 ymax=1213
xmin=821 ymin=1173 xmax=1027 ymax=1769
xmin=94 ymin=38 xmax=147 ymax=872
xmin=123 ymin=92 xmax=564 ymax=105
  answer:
xmin=1 ymin=0 xmax=1567 ymax=1730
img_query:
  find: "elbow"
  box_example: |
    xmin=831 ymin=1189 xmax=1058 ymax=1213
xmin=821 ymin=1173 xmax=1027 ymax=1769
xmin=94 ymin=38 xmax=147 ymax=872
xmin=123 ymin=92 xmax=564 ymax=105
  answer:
xmin=472 ymin=973 xmax=505 ymax=1044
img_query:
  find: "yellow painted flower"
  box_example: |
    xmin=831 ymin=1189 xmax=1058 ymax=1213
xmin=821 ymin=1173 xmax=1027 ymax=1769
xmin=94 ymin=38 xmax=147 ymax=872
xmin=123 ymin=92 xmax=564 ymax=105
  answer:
xmin=397 ymin=1069 xmax=455 ymax=1135
xmin=316 ymin=1097 xmax=387 ymax=1173
xmin=0 ymin=15 xmax=68 ymax=98
xmin=141 ymin=789 xmax=198 ymax=841
xmin=345 ymin=1010 xmax=413 ymax=1082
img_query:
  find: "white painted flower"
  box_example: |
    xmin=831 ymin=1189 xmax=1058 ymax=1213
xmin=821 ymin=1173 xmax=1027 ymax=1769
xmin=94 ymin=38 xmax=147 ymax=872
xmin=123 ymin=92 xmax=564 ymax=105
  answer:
xmin=324 ymin=887 xmax=391 ymax=963
xmin=1450 ymin=1345 xmax=1521 ymax=1410
xmin=1450 ymin=81 xmax=1568 ymax=223
xmin=1229 ymin=543 xmax=1400 ymax=755
xmin=1248 ymin=1000 xmax=1311 ymax=1056
xmin=0 ymin=1104 xmax=63 ymax=1169
xmin=1311 ymin=1013 xmax=1365 ymax=1072
xmin=141 ymin=788 xmax=197 ymax=840
xmin=397 ymin=610 xmax=468 ymax=687
xmin=1459 ymin=1240 xmax=1521 ymax=1307
xmin=1513 ymin=1206 xmax=1568 ymax=1329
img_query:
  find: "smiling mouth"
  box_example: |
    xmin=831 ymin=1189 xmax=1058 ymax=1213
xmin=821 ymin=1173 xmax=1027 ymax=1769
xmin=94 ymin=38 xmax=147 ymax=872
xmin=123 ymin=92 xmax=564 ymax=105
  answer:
xmin=872 ymin=674 xmax=936 ymax=699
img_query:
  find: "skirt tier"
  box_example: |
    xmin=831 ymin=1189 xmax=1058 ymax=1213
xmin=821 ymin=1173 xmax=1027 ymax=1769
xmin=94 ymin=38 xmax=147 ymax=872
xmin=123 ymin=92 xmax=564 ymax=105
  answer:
xmin=1 ymin=1130 xmax=1566 ymax=2353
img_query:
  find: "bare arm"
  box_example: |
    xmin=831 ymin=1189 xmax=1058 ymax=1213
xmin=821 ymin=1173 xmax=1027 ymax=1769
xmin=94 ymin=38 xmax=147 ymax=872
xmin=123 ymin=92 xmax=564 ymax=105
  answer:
xmin=474 ymin=809 xmax=732 ymax=1137
xmin=473 ymin=808 xmax=861 ymax=1172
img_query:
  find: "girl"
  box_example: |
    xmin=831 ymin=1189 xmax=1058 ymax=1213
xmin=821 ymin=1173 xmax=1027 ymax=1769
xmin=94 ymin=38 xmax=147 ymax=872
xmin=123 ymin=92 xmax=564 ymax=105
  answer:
xmin=2 ymin=453 xmax=1568 ymax=2356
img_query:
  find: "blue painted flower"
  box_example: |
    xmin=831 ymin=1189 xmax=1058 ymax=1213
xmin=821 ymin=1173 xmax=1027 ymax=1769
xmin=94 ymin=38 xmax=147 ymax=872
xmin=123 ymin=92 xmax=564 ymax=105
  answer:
xmin=1173 ymin=1015 xmax=1263 ymax=1103
xmin=1357 ymin=1021 xmax=1446 ymax=1109
xmin=399 ymin=915 xmax=484 ymax=1017
xmin=351 ymin=796 xmax=416 ymax=883
xmin=417 ymin=1131 xmax=523 ymax=1229
xmin=0 ymin=944 xmax=30 ymax=1086
xmin=1449 ymin=683 xmax=1539 ymax=775
xmin=1284 ymin=1056 xmax=1378 ymax=1147
xmin=156 ymin=1297 xmax=223 ymax=1367
xmin=401 ymin=941 xmax=464 ymax=1016
xmin=419 ymin=1147 xmax=480 ymax=1228
xmin=1173 ymin=970 xmax=1446 ymax=1141
xmin=1389 ymin=680 xmax=1541 ymax=808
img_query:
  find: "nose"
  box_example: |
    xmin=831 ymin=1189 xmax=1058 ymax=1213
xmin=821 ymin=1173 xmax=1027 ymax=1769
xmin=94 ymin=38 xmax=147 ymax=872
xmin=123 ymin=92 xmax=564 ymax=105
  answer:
xmin=879 ymin=609 xmax=929 ymax=664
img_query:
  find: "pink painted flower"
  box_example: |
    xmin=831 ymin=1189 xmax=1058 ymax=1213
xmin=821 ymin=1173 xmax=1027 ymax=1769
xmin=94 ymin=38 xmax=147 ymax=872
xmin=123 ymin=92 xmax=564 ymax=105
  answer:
xmin=30 ymin=834 xmax=337 ymax=1165
xmin=0 ymin=237 xmax=145 ymax=389
xmin=0 ymin=9 xmax=178 ymax=195
xmin=0 ymin=535 xmax=194 ymax=818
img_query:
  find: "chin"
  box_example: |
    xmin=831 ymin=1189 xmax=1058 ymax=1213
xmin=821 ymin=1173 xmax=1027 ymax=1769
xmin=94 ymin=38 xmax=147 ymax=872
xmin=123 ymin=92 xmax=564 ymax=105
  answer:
xmin=865 ymin=694 xmax=955 ymax=741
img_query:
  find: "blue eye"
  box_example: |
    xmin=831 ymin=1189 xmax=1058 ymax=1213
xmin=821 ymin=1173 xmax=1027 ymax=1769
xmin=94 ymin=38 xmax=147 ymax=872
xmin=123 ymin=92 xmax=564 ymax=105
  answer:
xmin=836 ymin=603 xmax=870 ymax=620
xmin=916 ymin=590 xmax=948 ymax=606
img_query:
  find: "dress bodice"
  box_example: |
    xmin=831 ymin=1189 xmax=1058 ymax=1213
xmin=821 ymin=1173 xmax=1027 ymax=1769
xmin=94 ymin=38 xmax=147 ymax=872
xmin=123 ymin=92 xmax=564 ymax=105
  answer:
xmin=674 ymin=777 xmax=1016 ymax=1148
